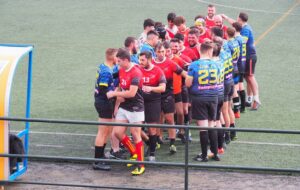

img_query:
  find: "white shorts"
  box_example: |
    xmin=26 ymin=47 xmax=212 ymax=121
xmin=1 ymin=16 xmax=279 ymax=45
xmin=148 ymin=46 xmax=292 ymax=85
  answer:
xmin=115 ymin=108 xmax=145 ymax=123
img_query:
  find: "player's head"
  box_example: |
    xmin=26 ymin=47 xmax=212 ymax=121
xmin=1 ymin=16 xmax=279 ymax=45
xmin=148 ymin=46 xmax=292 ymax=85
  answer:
xmin=232 ymin=22 xmax=242 ymax=33
xmin=207 ymin=4 xmax=216 ymax=19
xmin=188 ymin=28 xmax=200 ymax=47
xmin=174 ymin=16 xmax=186 ymax=31
xmin=147 ymin=30 xmax=159 ymax=47
xmin=105 ymin=48 xmax=118 ymax=64
xmin=167 ymin=12 xmax=176 ymax=27
xmin=124 ymin=37 xmax=138 ymax=54
xmin=116 ymin=48 xmax=131 ymax=69
xmin=194 ymin=18 xmax=206 ymax=33
xmin=163 ymin=41 xmax=172 ymax=58
xmin=237 ymin=12 xmax=248 ymax=25
xmin=210 ymin=26 xmax=223 ymax=40
xmin=155 ymin=23 xmax=167 ymax=42
xmin=213 ymin=36 xmax=224 ymax=47
xmin=139 ymin=51 xmax=152 ymax=69
xmin=174 ymin=33 xmax=185 ymax=49
xmin=212 ymin=42 xmax=221 ymax=57
xmin=170 ymin=38 xmax=180 ymax=55
xmin=226 ymin=27 xmax=236 ymax=39
xmin=143 ymin=18 xmax=155 ymax=32
xmin=194 ymin=14 xmax=205 ymax=21
xmin=200 ymin=40 xmax=213 ymax=57
xmin=214 ymin=15 xmax=223 ymax=28
xmin=154 ymin=42 xmax=166 ymax=61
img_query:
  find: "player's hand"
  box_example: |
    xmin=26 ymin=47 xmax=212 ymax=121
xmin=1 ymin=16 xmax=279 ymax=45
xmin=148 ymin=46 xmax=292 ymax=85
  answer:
xmin=221 ymin=14 xmax=228 ymax=20
xmin=142 ymin=86 xmax=152 ymax=93
xmin=106 ymin=91 xmax=115 ymax=99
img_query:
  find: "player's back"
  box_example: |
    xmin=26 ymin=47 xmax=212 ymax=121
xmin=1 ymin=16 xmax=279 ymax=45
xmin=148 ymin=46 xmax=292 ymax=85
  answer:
xmin=227 ymin=38 xmax=240 ymax=73
xmin=241 ymin=24 xmax=256 ymax=56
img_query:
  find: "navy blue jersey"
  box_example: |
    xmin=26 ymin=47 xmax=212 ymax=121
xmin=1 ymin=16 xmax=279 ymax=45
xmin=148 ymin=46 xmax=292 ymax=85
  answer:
xmin=219 ymin=48 xmax=233 ymax=85
xmin=241 ymin=24 xmax=256 ymax=56
xmin=213 ymin=57 xmax=224 ymax=97
xmin=94 ymin=63 xmax=117 ymax=102
xmin=187 ymin=59 xmax=219 ymax=99
xmin=235 ymin=35 xmax=246 ymax=73
xmin=140 ymin=43 xmax=156 ymax=58
xmin=227 ymin=38 xmax=240 ymax=73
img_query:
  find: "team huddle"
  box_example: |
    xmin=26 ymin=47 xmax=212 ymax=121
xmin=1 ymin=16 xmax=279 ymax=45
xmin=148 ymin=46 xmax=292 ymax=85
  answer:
xmin=93 ymin=5 xmax=261 ymax=176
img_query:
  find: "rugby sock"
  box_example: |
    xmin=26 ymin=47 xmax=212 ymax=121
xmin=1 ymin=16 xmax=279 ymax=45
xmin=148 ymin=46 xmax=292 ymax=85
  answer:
xmin=233 ymin=97 xmax=240 ymax=113
xmin=222 ymin=124 xmax=226 ymax=128
xmin=199 ymin=131 xmax=208 ymax=157
xmin=95 ymin=146 xmax=104 ymax=159
xmin=121 ymin=135 xmax=136 ymax=156
xmin=217 ymin=130 xmax=224 ymax=149
xmin=230 ymin=123 xmax=236 ymax=137
xmin=149 ymin=135 xmax=157 ymax=156
xmin=184 ymin=114 xmax=189 ymax=125
xmin=247 ymin=96 xmax=253 ymax=103
xmin=208 ymin=130 xmax=218 ymax=156
xmin=239 ymin=90 xmax=246 ymax=111
xmin=170 ymin=138 xmax=175 ymax=146
xmin=145 ymin=140 xmax=150 ymax=146
xmin=135 ymin=141 xmax=144 ymax=167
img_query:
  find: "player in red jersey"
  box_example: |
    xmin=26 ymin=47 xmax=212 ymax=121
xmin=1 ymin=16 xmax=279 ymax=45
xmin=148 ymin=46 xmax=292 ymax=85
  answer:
xmin=205 ymin=4 xmax=216 ymax=30
xmin=153 ymin=42 xmax=187 ymax=154
xmin=194 ymin=18 xmax=211 ymax=43
xmin=214 ymin=15 xmax=228 ymax=40
xmin=187 ymin=28 xmax=201 ymax=60
xmin=107 ymin=48 xmax=145 ymax=176
xmin=174 ymin=33 xmax=198 ymax=61
xmin=166 ymin=12 xmax=178 ymax=39
xmin=139 ymin=51 xmax=166 ymax=162
xmin=173 ymin=16 xmax=190 ymax=47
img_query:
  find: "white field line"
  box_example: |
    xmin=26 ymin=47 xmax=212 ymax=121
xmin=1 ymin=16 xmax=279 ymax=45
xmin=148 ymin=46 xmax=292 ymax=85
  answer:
xmin=235 ymin=141 xmax=300 ymax=147
xmin=11 ymin=130 xmax=96 ymax=137
xmin=197 ymin=0 xmax=300 ymax=16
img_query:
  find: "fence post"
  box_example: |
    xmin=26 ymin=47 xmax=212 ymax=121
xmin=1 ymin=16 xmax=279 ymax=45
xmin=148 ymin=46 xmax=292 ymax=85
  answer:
xmin=184 ymin=127 xmax=189 ymax=190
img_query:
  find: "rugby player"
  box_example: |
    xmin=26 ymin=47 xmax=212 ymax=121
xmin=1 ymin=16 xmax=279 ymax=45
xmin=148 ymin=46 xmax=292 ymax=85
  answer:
xmin=140 ymin=30 xmax=159 ymax=58
xmin=194 ymin=18 xmax=211 ymax=44
xmin=139 ymin=51 xmax=166 ymax=161
xmin=173 ymin=16 xmax=190 ymax=47
xmin=93 ymin=48 xmax=118 ymax=171
xmin=138 ymin=18 xmax=155 ymax=48
xmin=187 ymin=41 xmax=220 ymax=162
xmin=107 ymin=48 xmax=145 ymax=175
xmin=214 ymin=15 xmax=228 ymax=40
xmin=187 ymin=28 xmax=201 ymax=60
xmin=166 ymin=12 xmax=178 ymax=39
xmin=124 ymin=36 xmax=139 ymax=64
xmin=205 ymin=4 xmax=216 ymax=30
xmin=153 ymin=42 xmax=187 ymax=153
xmin=232 ymin=22 xmax=247 ymax=113
xmin=174 ymin=33 xmax=198 ymax=61
xmin=222 ymin=12 xmax=261 ymax=110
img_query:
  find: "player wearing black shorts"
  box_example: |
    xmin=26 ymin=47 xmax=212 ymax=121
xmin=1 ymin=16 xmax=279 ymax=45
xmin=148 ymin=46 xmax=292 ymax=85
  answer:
xmin=93 ymin=48 xmax=118 ymax=171
xmin=186 ymin=41 xmax=220 ymax=162
xmin=139 ymin=51 xmax=166 ymax=161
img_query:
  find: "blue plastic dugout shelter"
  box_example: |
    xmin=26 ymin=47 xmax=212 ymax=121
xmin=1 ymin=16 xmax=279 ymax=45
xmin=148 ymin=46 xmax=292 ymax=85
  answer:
xmin=0 ymin=44 xmax=33 ymax=181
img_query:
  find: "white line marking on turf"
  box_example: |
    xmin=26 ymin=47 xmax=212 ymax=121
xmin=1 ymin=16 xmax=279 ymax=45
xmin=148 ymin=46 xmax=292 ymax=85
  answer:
xmin=11 ymin=130 xmax=96 ymax=137
xmin=34 ymin=144 xmax=65 ymax=148
xmin=197 ymin=0 xmax=300 ymax=16
xmin=235 ymin=141 xmax=300 ymax=147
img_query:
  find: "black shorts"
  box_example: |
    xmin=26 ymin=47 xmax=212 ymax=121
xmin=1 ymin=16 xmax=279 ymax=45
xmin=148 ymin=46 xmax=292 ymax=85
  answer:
xmin=216 ymin=96 xmax=224 ymax=120
xmin=94 ymin=100 xmax=114 ymax=119
xmin=191 ymin=96 xmax=218 ymax=121
xmin=161 ymin=94 xmax=175 ymax=114
xmin=145 ymin=101 xmax=161 ymax=123
xmin=245 ymin=54 xmax=257 ymax=76
xmin=181 ymin=86 xmax=189 ymax=103
xmin=174 ymin=93 xmax=182 ymax=103
xmin=224 ymin=83 xmax=234 ymax=102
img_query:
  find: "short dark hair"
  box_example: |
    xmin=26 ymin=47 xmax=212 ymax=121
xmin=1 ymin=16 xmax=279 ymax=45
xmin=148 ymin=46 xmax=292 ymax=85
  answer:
xmin=188 ymin=28 xmax=200 ymax=37
xmin=139 ymin=51 xmax=152 ymax=60
xmin=226 ymin=27 xmax=236 ymax=38
xmin=163 ymin=41 xmax=170 ymax=49
xmin=154 ymin=42 xmax=164 ymax=51
xmin=213 ymin=43 xmax=221 ymax=57
xmin=211 ymin=26 xmax=223 ymax=37
xmin=174 ymin=33 xmax=184 ymax=41
xmin=170 ymin=38 xmax=180 ymax=43
xmin=124 ymin=37 xmax=136 ymax=48
xmin=239 ymin=12 xmax=248 ymax=22
xmin=194 ymin=14 xmax=205 ymax=21
xmin=167 ymin=12 xmax=176 ymax=22
xmin=116 ymin=48 xmax=130 ymax=61
xmin=200 ymin=41 xmax=213 ymax=54
xmin=232 ymin=22 xmax=242 ymax=32
xmin=208 ymin=4 xmax=215 ymax=8
xmin=147 ymin=30 xmax=159 ymax=37
xmin=143 ymin=18 xmax=155 ymax=29
xmin=173 ymin=16 xmax=186 ymax=26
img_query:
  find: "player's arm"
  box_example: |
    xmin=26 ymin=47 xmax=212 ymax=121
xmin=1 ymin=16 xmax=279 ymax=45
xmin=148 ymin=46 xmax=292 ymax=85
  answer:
xmin=107 ymin=77 xmax=140 ymax=99
xmin=185 ymin=64 xmax=195 ymax=88
xmin=221 ymin=14 xmax=235 ymax=25
xmin=143 ymin=75 xmax=166 ymax=93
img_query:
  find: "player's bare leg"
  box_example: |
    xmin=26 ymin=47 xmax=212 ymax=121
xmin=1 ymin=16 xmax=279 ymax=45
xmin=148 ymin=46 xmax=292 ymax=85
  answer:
xmin=164 ymin=112 xmax=177 ymax=154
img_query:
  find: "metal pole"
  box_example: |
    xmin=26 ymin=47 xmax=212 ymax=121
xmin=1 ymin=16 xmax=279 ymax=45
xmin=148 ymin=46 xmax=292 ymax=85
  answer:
xmin=184 ymin=127 xmax=189 ymax=190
